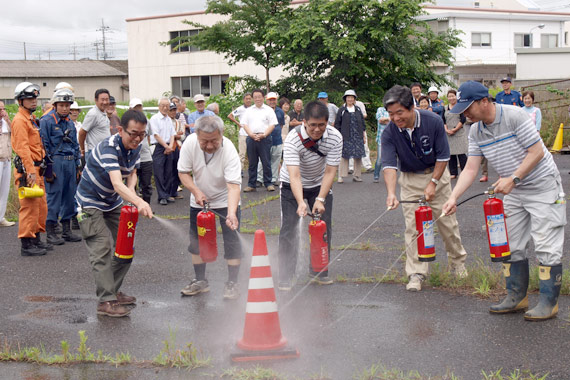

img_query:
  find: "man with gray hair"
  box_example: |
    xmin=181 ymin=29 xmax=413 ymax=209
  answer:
xmin=206 ymin=102 xmax=220 ymax=115
xmin=177 ymin=115 xmax=243 ymax=300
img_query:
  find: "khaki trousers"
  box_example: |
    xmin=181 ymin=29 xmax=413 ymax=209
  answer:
xmin=339 ymin=158 xmax=362 ymax=179
xmin=238 ymin=135 xmax=247 ymax=170
xmin=399 ymin=168 xmax=467 ymax=277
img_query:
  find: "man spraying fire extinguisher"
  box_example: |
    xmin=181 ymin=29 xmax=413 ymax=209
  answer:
xmin=381 ymin=85 xmax=468 ymax=292
xmin=177 ymin=115 xmax=242 ymax=300
xmin=442 ymin=81 xmax=566 ymax=321
xmin=76 ymin=110 xmax=153 ymax=318
xmin=277 ymin=101 xmax=343 ymax=291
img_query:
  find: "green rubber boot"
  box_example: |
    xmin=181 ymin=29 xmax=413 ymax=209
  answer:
xmin=524 ymin=264 xmax=562 ymax=321
xmin=490 ymin=259 xmax=529 ymax=314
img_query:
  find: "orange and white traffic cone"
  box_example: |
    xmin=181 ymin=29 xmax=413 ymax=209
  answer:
xmin=231 ymin=229 xmax=299 ymax=362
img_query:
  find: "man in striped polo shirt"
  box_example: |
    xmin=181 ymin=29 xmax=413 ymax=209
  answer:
xmin=277 ymin=101 xmax=343 ymax=291
xmin=76 ymin=110 xmax=153 ymax=318
xmin=443 ymin=81 xmax=565 ymax=321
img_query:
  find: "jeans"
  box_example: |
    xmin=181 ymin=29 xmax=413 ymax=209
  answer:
xmin=278 ymin=183 xmax=333 ymax=281
xmin=246 ymin=136 xmax=272 ymax=188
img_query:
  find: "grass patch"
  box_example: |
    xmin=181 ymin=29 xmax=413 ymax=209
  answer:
xmin=221 ymin=365 xmax=285 ymax=380
xmin=242 ymin=194 xmax=280 ymax=210
xmin=152 ymin=328 xmax=210 ymax=369
xmin=481 ymin=368 xmax=549 ymax=380
xmin=154 ymin=214 xmax=190 ymax=220
xmin=333 ymin=240 xmax=383 ymax=252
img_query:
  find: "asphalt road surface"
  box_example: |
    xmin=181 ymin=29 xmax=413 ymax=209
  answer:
xmin=1 ymin=155 xmax=569 ymax=379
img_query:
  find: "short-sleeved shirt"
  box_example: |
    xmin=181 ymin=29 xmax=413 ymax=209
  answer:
xmin=288 ymin=110 xmax=304 ymax=124
xmin=187 ymin=109 xmax=215 ymax=134
xmin=326 ymin=103 xmax=339 ymax=126
xmin=149 ymin=112 xmax=176 ymax=144
xmin=81 ymin=106 xmax=111 ymax=153
xmin=495 ymin=90 xmax=524 ymax=107
xmin=76 ymin=134 xmax=141 ymax=211
xmin=232 ymin=105 xmax=250 ymax=137
xmin=468 ymin=104 xmax=558 ymax=192
xmin=177 ymin=134 xmax=241 ymax=209
xmin=280 ymin=125 xmax=343 ymax=189
xmin=139 ymin=123 xmax=152 ymax=162
xmin=375 ymin=107 xmax=390 ymax=145
xmin=241 ymin=104 xmax=278 ymax=135
xmin=381 ymin=109 xmax=450 ymax=173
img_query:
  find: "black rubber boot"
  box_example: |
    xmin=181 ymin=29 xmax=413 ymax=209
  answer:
xmin=33 ymin=233 xmax=53 ymax=251
xmin=61 ymin=219 xmax=82 ymax=242
xmin=46 ymin=222 xmax=65 ymax=245
xmin=54 ymin=222 xmax=63 ymax=235
xmin=21 ymin=238 xmax=47 ymax=256
xmin=71 ymin=216 xmax=80 ymax=230
xmin=524 ymin=264 xmax=562 ymax=321
xmin=490 ymin=259 xmax=529 ymax=314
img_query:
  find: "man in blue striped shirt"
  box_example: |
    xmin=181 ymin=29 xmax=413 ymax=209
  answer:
xmin=76 ymin=110 xmax=153 ymax=318
xmin=443 ymin=81 xmax=565 ymax=322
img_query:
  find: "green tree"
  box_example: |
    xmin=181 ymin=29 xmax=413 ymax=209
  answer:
xmin=280 ymin=0 xmax=462 ymax=105
xmin=168 ymin=0 xmax=292 ymax=91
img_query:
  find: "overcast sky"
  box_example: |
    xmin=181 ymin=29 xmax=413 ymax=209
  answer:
xmin=0 ymin=0 xmax=208 ymax=60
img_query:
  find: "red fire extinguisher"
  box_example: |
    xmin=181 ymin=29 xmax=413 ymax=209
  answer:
xmin=415 ymin=197 xmax=435 ymax=262
xmin=114 ymin=204 xmax=139 ymax=263
xmin=309 ymin=212 xmax=329 ymax=273
xmin=483 ymin=187 xmax=511 ymax=262
xmin=197 ymin=202 xmax=218 ymax=263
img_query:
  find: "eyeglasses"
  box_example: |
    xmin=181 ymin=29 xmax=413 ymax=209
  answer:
xmin=123 ymin=130 xmax=147 ymax=139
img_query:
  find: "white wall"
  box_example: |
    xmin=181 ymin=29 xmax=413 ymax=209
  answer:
xmin=516 ymin=48 xmax=570 ymax=79
xmin=127 ymin=13 xmax=287 ymax=102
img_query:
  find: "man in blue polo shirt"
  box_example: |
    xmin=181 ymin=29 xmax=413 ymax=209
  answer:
xmin=76 ymin=110 xmax=153 ymax=318
xmin=381 ymin=85 xmax=468 ymax=292
xmin=443 ymin=81 xmax=565 ymax=321
xmin=495 ymin=77 xmax=524 ymax=107
xmin=187 ymin=94 xmax=215 ymax=135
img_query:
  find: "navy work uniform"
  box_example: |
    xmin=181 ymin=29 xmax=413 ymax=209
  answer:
xmin=495 ymin=90 xmax=524 ymax=107
xmin=40 ymin=109 xmax=82 ymax=242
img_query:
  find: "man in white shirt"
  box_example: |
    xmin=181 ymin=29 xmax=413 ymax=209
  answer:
xmin=177 ymin=115 xmax=242 ymax=299
xmin=241 ymin=89 xmax=277 ymax=192
xmin=227 ymin=93 xmax=252 ymax=174
xmin=78 ymin=89 xmax=110 ymax=161
xmin=150 ymin=98 xmax=177 ymax=205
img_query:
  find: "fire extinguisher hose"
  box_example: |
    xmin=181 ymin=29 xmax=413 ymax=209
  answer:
xmin=456 ymin=191 xmax=487 ymax=207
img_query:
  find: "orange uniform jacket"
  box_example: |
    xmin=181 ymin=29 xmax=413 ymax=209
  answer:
xmin=11 ymin=108 xmax=45 ymax=175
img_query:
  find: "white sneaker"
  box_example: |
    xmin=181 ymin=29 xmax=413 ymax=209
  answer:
xmin=406 ymin=274 xmax=424 ymax=291
xmin=0 ymin=219 xmax=15 ymax=227
xmin=452 ymin=263 xmax=468 ymax=279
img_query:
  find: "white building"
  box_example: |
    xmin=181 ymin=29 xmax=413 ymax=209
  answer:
xmin=420 ymin=4 xmax=570 ymax=86
xmin=126 ymin=1 xmax=570 ymax=100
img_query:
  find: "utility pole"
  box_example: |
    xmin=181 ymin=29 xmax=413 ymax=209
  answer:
xmin=93 ymin=41 xmax=100 ymax=60
xmin=23 ymin=42 xmax=27 ymax=60
xmin=70 ymin=43 xmax=78 ymax=60
xmin=97 ymin=19 xmax=110 ymax=60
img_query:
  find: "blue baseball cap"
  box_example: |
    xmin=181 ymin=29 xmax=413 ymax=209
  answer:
xmin=450 ymin=81 xmax=489 ymax=114
xmin=317 ymin=91 xmax=328 ymax=99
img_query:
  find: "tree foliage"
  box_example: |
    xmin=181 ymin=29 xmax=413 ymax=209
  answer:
xmin=279 ymin=0 xmax=461 ymax=105
xmin=170 ymin=0 xmax=293 ymax=90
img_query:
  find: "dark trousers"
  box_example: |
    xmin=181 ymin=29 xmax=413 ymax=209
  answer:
xmin=278 ymin=183 xmax=333 ymax=281
xmin=246 ymin=136 xmax=272 ymax=187
xmin=138 ymin=161 xmax=153 ymax=204
xmin=46 ymin=156 xmax=77 ymax=223
xmin=170 ymin=148 xmax=180 ymax=197
xmin=152 ymin=145 xmax=174 ymax=201
xmin=449 ymin=154 xmax=467 ymax=176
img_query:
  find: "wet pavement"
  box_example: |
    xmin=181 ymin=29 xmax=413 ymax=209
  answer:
xmin=1 ymin=155 xmax=570 ymax=379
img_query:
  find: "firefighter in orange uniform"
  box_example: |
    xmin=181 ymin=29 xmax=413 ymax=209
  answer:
xmin=11 ymin=82 xmax=51 ymax=256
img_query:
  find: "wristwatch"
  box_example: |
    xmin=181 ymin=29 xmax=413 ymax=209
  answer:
xmin=430 ymin=178 xmax=439 ymax=185
xmin=511 ymin=175 xmax=521 ymax=186
xmin=316 ymin=197 xmax=326 ymax=204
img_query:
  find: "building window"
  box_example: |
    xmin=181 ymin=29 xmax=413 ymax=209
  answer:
xmin=541 ymin=34 xmax=558 ymax=48
xmin=514 ymin=33 xmax=532 ymax=48
xmin=472 ymin=32 xmax=491 ymax=47
xmin=171 ymin=75 xmax=229 ymax=98
xmin=170 ymin=30 xmax=201 ymax=53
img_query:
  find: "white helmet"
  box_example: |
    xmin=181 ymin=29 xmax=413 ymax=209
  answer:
xmin=14 ymin=82 xmax=40 ymax=100
xmin=54 ymin=82 xmax=74 ymax=92
xmin=52 ymin=88 xmax=75 ymax=104
xmin=342 ymin=89 xmax=358 ymax=100
xmin=70 ymin=101 xmax=80 ymax=110
xmin=427 ymin=86 xmax=439 ymax=94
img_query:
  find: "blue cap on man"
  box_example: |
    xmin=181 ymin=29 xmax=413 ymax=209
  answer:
xmin=450 ymin=81 xmax=490 ymax=114
xmin=317 ymin=92 xmax=328 ymax=99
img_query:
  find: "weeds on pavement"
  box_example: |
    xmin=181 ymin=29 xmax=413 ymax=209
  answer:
xmin=221 ymin=365 xmax=286 ymax=380
xmin=354 ymin=364 xmax=460 ymax=380
xmin=481 ymin=368 xmax=549 ymax=380
xmin=152 ymin=328 xmax=211 ymax=369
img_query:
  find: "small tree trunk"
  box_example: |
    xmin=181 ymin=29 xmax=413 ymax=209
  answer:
xmin=265 ymin=68 xmax=271 ymax=92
